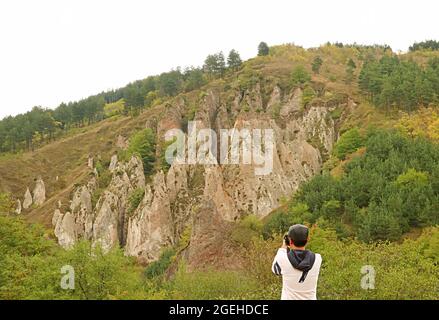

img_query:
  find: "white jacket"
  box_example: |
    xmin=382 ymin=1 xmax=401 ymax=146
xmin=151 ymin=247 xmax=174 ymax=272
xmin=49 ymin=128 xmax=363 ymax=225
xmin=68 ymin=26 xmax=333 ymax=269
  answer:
xmin=272 ymin=248 xmax=322 ymax=300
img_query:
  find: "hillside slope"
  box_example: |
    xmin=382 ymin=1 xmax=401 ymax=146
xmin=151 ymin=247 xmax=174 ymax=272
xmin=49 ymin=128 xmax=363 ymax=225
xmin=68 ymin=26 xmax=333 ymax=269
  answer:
xmin=1 ymin=43 xmax=438 ymax=268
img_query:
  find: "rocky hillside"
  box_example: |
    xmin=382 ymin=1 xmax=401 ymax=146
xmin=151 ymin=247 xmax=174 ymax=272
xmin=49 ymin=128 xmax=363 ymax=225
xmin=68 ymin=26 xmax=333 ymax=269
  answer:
xmin=1 ymin=43 xmax=437 ymax=268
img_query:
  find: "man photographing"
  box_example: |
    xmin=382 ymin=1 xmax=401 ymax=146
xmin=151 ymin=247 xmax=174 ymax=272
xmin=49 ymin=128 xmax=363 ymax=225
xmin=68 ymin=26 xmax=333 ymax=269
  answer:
xmin=271 ymin=224 xmax=322 ymax=300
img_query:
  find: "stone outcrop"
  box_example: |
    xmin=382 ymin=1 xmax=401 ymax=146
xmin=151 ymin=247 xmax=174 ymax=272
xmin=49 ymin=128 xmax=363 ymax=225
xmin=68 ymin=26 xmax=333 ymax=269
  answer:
xmin=53 ymin=155 xmax=145 ymax=250
xmin=23 ymin=187 xmax=33 ymax=209
xmin=109 ymin=154 xmax=118 ymax=172
xmin=32 ymin=177 xmax=46 ymax=206
xmin=52 ymin=83 xmax=353 ymax=265
xmin=280 ymin=87 xmax=303 ymax=117
xmin=15 ymin=199 xmax=21 ymax=214
xmin=53 ymin=209 xmax=76 ymax=248
xmin=87 ymin=155 xmax=94 ymax=169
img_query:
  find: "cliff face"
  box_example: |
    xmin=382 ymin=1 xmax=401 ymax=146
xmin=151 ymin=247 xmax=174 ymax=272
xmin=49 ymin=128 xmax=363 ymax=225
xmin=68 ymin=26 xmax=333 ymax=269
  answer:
xmin=52 ymin=83 xmax=354 ymax=264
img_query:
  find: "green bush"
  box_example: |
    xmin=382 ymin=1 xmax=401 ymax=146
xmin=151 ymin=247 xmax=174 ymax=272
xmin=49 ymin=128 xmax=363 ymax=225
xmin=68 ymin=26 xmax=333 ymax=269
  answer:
xmin=169 ymin=264 xmax=260 ymax=299
xmin=0 ymin=216 xmax=147 ymax=299
xmin=290 ymin=65 xmax=311 ymax=87
xmin=231 ymin=215 xmax=263 ymax=246
xmin=333 ymin=128 xmax=365 ymax=160
xmin=0 ymin=193 xmax=15 ymax=214
xmin=291 ymin=129 xmax=439 ymax=242
xmin=302 ymin=85 xmax=316 ymax=108
xmin=126 ymin=128 xmax=156 ymax=176
xmin=242 ymin=226 xmax=439 ymax=300
xmin=144 ymin=248 xmax=176 ymax=279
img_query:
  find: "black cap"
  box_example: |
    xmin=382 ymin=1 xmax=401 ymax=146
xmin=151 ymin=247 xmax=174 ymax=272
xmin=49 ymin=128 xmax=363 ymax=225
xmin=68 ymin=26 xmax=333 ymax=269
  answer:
xmin=288 ymin=224 xmax=309 ymax=246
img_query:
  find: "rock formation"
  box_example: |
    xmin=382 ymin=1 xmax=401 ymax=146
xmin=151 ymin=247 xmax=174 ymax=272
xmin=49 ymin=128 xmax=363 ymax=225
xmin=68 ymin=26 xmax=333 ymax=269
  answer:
xmin=87 ymin=155 xmax=94 ymax=169
xmin=23 ymin=187 xmax=32 ymax=209
xmin=32 ymin=176 xmax=46 ymax=206
xmin=52 ymin=84 xmax=353 ymax=265
xmin=15 ymin=199 xmax=21 ymax=214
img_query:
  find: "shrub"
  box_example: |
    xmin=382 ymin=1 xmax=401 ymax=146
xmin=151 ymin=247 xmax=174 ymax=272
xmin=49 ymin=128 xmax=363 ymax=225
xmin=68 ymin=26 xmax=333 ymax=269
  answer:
xmin=290 ymin=65 xmax=311 ymax=87
xmin=126 ymin=128 xmax=156 ymax=176
xmin=231 ymin=215 xmax=263 ymax=246
xmin=241 ymin=226 xmax=439 ymax=300
xmin=302 ymin=85 xmax=316 ymax=108
xmin=262 ymin=211 xmax=293 ymax=239
xmin=169 ymin=264 xmax=260 ymax=299
xmin=333 ymin=128 xmax=365 ymax=160
xmin=144 ymin=248 xmax=176 ymax=279
xmin=0 ymin=193 xmax=15 ymax=214
xmin=0 ymin=216 xmax=147 ymax=300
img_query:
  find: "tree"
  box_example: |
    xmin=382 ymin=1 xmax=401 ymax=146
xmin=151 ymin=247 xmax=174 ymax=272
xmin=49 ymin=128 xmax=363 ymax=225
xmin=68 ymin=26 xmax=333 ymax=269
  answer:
xmin=183 ymin=67 xmax=206 ymax=92
xmin=157 ymin=69 xmax=183 ymax=97
xmin=126 ymin=128 xmax=156 ymax=176
xmin=312 ymin=56 xmax=323 ymax=74
xmin=333 ymin=128 xmax=365 ymax=160
xmin=227 ymin=49 xmax=242 ymax=70
xmin=257 ymin=42 xmax=269 ymax=56
xmin=290 ymin=65 xmax=311 ymax=87
xmin=203 ymin=52 xmax=226 ymax=78
xmin=409 ymin=40 xmax=439 ymax=52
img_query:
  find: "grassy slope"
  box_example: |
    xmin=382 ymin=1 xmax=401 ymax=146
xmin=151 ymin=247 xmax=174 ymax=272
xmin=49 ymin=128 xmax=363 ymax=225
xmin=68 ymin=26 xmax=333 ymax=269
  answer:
xmin=1 ymin=44 xmax=437 ymax=227
xmin=0 ymin=108 xmax=161 ymax=226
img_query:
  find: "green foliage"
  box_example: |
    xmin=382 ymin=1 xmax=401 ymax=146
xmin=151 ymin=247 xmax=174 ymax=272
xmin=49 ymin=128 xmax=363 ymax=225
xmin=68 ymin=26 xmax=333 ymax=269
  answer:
xmin=126 ymin=128 xmax=156 ymax=176
xmin=167 ymin=226 xmax=439 ymax=300
xmin=144 ymin=248 xmax=176 ymax=279
xmin=0 ymin=193 xmax=15 ymax=214
xmin=333 ymin=128 xmax=365 ymax=160
xmin=257 ymin=42 xmax=269 ymax=56
xmin=288 ymin=129 xmax=439 ymax=242
xmin=290 ymin=65 xmax=311 ymax=87
xmin=128 ymin=188 xmax=144 ymax=215
xmin=345 ymin=58 xmax=356 ymax=83
xmin=231 ymin=215 xmax=263 ymax=246
xmin=157 ymin=137 xmax=176 ymax=173
xmin=302 ymin=85 xmax=316 ymax=108
xmin=169 ymin=264 xmax=260 ymax=299
xmin=312 ymin=56 xmax=323 ymax=74
xmin=203 ymin=52 xmax=226 ymax=78
xmin=409 ymin=40 xmax=439 ymax=51
xmin=329 ymin=107 xmax=343 ymax=120
xmin=157 ymin=69 xmax=183 ymax=97
xmin=395 ymin=168 xmax=429 ymax=187
xmin=262 ymin=203 xmax=311 ymax=239
xmin=0 ymin=216 xmax=146 ymax=299
xmin=271 ymin=103 xmax=281 ymax=119
xmin=359 ymin=56 xmax=439 ymax=111
xmin=104 ymin=99 xmax=125 ymax=117
xmin=239 ymin=226 xmax=439 ymax=299
xmin=183 ymin=67 xmax=206 ymax=92
xmin=227 ymin=49 xmax=242 ymax=70
xmin=52 ymin=241 xmax=144 ymax=300
xmin=97 ymin=168 xmax=112 ymax=189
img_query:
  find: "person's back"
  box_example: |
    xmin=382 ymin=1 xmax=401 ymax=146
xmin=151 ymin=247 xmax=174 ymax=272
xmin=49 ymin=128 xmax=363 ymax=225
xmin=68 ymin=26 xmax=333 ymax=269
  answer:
xmin=271 ymin=224 xmax=322 ymax=300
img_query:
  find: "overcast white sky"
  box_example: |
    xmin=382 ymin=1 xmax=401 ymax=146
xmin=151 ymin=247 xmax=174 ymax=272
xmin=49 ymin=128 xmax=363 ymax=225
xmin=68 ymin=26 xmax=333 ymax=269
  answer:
xmin=0 ymin=0 xmax=438 ymax=119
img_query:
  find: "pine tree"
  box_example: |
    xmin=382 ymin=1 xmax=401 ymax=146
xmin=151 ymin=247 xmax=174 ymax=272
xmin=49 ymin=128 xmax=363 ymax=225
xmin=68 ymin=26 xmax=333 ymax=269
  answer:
xmin=227 ymin=49 xmax=242 ymax=70
xmin=257 ymin=42 xmax=269 ymax=56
